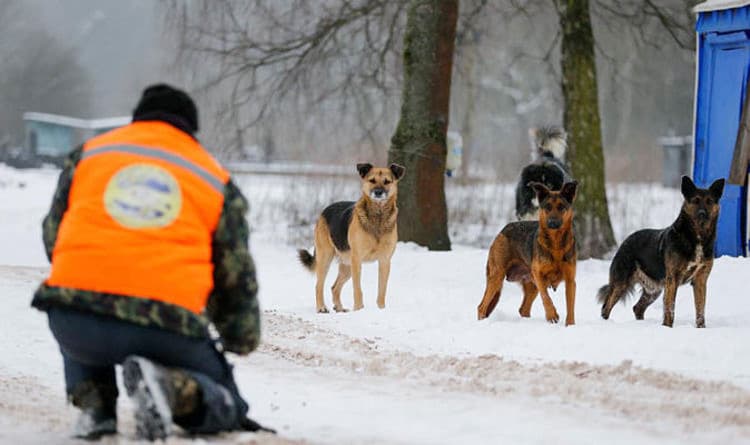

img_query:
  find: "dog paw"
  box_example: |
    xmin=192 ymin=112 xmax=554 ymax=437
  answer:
xmin=518 ymin=308 xmax=531 ymax=318
xmin=333 ymin=306 xmax=348 ymax=313
xmin=662 ymin=319 xmax=674 ymax=328
xmin=633 ymin=304 xmax=646 ymax=320
xmin=352 ymin=304 xmax=364 ymax=311
xmin=377 ymin=300 xmax=386 ymax=309
xmin=696 ymin=316 xmax=705 ymax=328
xmin=546 ymin=311 xmax=560 ymax=323
xmin=317 ymin=307 xmax=330 ymax=314
xmin=565 ymin=317 xmax=575 ymax=326
xmin=477 ymin=308 xmax=487 ymax=320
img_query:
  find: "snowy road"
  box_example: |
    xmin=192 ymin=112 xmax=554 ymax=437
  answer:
xmin=2 ymin=246 xmax=749 ymax=444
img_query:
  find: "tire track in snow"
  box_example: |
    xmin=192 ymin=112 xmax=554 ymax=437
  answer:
xmin=0 ymin=373 xmax=73 ymax=431
xmin=260 ymin=310 xmax=750 ymax=436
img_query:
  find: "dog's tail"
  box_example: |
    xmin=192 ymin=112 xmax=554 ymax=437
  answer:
xmin=598 ymin=280 xmax=636 ymax=320
xmin=597 ymin=273 xmax=638 ymax=306
xmin=298 ymin=249 xmax=316 ymax=271
xmin=596 ymin=284 xmax=612 ymax=305
xmin=598 ymin=284 xmax=618 ymax=320
xmin=533 ymin=126 xmax=567 ymax=160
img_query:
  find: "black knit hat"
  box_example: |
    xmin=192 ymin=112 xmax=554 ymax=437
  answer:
xmin=132 ymin=84 xmax=199 ymax=135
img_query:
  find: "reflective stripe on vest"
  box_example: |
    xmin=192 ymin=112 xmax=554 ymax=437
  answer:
xmin=46 ymin=121 xmax=230 ymax=314
xmin=82 ymin=144 xmax=225 ymax=193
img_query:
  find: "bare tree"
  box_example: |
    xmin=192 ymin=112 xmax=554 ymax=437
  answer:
xmin=456 ymin=33 xmax=479 ymax=182
xmin=555 ymin=0 xmax=616 ymax=258
xmin=388 ymin=0 xmax=459 ymax=251
xmin=498 ymin=0 xmax=693 ymax=258
xmin=559 ymin=0 xmax=693 ymax=258
xmin=165 ymin=0 xmax=695 ymax=253
xmin=167 ymin=0 xmax=468 ymax=249
xmin=164 ymin=0 xmax=409 ymax=155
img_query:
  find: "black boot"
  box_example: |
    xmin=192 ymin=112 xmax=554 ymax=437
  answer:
xmin=69 ymin=381 xmax=117 ymax=440
xmin=122 ymin=356 xmax=201 ymax=441
xmin=73 ymin=407 xmax=117 ymax=440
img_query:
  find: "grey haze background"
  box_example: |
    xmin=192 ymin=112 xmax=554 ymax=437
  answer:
xmin=31 ymin=1 xmax=176 ymax=116
xmin=0 ymin=1 xmax=695 ymax=182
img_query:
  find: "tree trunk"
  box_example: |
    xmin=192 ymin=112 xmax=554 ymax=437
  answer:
xmin=388 ymin=0 xmax=457 ymax=251
xmin=459 ymin=36 xmax=479 ymax=183
xmin=559 ymin=0 xmax=616 ymax=259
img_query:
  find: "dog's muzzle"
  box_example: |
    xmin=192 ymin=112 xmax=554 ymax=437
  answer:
xmin=546 ymin=218 xmax=562 ymax=229
xmin=371 ymin=188 xmax=388 ymax=201
xmin=697 ymin=209 xmax=709 ymax=221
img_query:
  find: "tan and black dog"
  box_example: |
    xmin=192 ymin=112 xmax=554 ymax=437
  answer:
xmin=599 ymin=176 xmax=724 ymax=328
xmin=477 ymin=181 xmax=578 ymax=325
xmin=298 ymin=163 xmax=405 ymax=313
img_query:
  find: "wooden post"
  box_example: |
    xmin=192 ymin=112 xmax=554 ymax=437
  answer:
xmin=729 ymin=81 xmax=750 ymax=185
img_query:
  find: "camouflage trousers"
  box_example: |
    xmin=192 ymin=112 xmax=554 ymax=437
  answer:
xmin=48 ymin=307 xmax=249 ymax=434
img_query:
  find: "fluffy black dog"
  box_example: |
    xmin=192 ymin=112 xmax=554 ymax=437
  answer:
xmin=598 ymin=176 xmax=725 ymax=328
xmin=515 ymin=126 xmax=572 ymax=220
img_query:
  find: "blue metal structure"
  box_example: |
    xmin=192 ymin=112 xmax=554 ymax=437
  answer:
xmin=694 ymin=0 xmax=750 ymax=256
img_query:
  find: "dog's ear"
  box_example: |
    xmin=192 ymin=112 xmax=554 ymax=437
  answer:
xmin=357 ymin=163 xmax=373 ymax=178
xmin=529 ymin=182 xmax=550 ymax=203
xmin=389 ymin=163 xmax=405 ymax=180
xmin=681 ymin=176 xmax=698 ymax=200
xmin=560 ymin=181 xmax=578 ymax=204
xmin=708 ymin=178 xmax=725 ymax=201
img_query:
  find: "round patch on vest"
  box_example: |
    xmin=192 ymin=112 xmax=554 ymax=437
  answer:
xmin=103 ymin=164 xmax=182 ymax=229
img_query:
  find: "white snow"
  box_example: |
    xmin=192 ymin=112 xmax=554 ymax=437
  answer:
xmin=0 ymin=165 xmax=749 ymax=444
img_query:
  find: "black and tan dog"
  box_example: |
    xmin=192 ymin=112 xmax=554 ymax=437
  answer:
xmin=298 ymin=163 xmax=405 ymax=313
xmin=599 ymin=176 xmax=724 ymax=328
xmin=477 ymin=181 xmax=578 ymax=325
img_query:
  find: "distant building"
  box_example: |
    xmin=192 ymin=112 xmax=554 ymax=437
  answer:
xmin=22 ymin=112 xmax=130 ymax=166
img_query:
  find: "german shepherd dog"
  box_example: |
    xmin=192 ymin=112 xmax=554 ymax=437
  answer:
xmin=599 ymin=176 xmax=725 ymax=328
xmin=477 ymin=181 xmax=578 ymax=325
xmin=515 ymin=126 xmax=573 ymax=220
xmin=298 ymin=163 xmax=405 ymax=313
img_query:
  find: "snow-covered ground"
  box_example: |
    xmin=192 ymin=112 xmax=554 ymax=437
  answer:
xmin=1 ymin=165 xmax=749 ymax=444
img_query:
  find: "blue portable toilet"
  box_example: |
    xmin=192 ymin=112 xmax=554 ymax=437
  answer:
xmin=693 ymin=0 xmax=750 ymax=257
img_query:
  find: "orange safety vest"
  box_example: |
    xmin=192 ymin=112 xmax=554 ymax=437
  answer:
xmin=46 ymin=121 xmax=230 ymax=314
